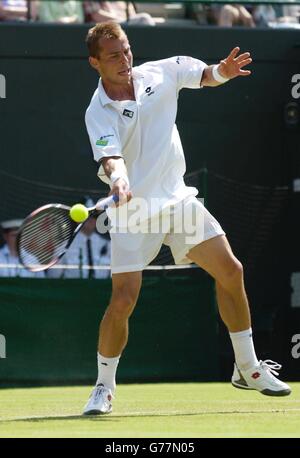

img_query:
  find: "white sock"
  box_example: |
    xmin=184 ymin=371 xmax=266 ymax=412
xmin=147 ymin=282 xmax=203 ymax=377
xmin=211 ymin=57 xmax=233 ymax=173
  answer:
xmin=229 ymin=328 xmax=259 ymax=371
xmin=96 ymin=353 xmax=120 ymax=393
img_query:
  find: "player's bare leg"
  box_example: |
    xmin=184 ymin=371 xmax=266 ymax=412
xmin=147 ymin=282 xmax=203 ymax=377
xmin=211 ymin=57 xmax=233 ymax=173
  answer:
xmin=83 ymin=271 xmax=142 ymax=415
xmin=187 ymin=235 xmax=291 ymax=396
xmin=188 ymin=235 xmax=250 ymax=332
xmin=215 ymin=280 xmax=250 ymax=332
xmin=99 ymin=271 xmax=142 ymax=356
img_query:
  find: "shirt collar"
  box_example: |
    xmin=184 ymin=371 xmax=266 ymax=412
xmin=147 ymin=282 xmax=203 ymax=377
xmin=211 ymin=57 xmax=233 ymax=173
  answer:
xmin=98 ymin=69 xmax=144 ymax=107
xmin=98 ymin=78 xmax=114 ymax=107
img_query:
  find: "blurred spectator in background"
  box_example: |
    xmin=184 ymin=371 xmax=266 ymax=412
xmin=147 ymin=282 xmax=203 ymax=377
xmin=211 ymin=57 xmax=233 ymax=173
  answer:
xmin=254 ymin=4 xmax=300 ymax=27
xmin=38 ymin=0 xmax=84 ymax=24
xmin=217 ymin=4 xmax=255 ymax=27
xmin=188 ymin=3 xmax=215 ymax=25
xmin=190 ymin=3 xmax=255 ymax=27
xmin=0 ymin=0 xmax=37 ymax=21
xmin=47 ymin=197 xmax=111 ymax=279
xmin=0 ymin=219 xmax=44 ymax=277
xmin=279 ymin=5 xmax=300 ymax=24
xmin=84 ymin=1 xmax=156 ymax=25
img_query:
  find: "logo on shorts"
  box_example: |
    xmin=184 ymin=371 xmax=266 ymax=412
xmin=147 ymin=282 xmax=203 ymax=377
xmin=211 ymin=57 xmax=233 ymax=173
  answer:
xmin=123 ymin=109 xmax=134 ymax=118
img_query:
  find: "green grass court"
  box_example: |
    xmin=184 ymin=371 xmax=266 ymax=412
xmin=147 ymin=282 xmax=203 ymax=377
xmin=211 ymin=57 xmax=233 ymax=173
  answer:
xmin=0 ymin=382 xmax=299 ymax=438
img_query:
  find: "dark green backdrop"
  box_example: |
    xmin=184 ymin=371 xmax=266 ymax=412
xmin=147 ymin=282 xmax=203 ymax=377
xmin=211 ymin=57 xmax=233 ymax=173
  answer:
xmin=0 ymin=275 xmax=219 ymax=385
xmin=0 ymin=24 xmax=299 ymax=381
xmin=0 ymin=24 xmax=299 ymax=194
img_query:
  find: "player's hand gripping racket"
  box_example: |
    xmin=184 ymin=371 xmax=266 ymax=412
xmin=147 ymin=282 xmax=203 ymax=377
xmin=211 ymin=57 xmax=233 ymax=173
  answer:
xmin=17 ymin=194 xmax=119 ymax=272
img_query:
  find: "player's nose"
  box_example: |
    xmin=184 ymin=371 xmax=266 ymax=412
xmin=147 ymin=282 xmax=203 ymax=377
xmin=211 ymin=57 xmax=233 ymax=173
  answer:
xmin=120 ymin=52 xmax=129 ymax=64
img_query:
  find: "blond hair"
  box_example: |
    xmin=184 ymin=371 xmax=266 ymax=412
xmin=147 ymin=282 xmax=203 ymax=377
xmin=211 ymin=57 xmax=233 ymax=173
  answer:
xmin=86 ymin=22 xmax=127 ymax=58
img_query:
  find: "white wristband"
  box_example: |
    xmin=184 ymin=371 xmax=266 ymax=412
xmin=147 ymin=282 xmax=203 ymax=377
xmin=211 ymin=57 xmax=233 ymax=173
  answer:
xmin=212 ymin=64 xmax=229 ymax=84
xmin=110 ymin=171 xmax=130 ymax=187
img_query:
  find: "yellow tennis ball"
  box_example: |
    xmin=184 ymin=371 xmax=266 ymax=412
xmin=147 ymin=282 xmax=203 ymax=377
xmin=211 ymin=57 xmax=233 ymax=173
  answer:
xmin=69 ymin=204 xmax=89 ymax=223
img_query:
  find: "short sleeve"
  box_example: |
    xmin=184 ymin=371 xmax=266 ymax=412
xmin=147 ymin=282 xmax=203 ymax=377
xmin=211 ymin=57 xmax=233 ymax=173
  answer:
xmin=85 ymin=110 xmax=122 ymax=163
xmin=85 ymin=108 xmax=123 ymax=184
xmin=161 ymin=56 xmax=207 ymax=91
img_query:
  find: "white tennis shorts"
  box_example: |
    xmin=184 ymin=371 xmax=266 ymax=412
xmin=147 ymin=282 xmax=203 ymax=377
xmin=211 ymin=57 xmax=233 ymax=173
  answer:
xmin=110 ymin=196 xmax=225 ymax=274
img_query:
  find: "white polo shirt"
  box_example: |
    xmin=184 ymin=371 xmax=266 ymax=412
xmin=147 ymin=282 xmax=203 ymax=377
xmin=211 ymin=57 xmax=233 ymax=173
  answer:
xmin=85 ymin=56 xmax=207 ymax=226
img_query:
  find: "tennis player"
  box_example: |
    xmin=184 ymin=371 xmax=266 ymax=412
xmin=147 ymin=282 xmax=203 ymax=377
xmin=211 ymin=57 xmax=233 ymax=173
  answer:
xmin=83 ymin=22 xmax=291 ymax=415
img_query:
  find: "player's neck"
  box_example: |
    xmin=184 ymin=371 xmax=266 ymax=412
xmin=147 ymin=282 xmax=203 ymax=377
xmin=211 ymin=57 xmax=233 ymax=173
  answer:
xmin=103 ymin=80 xmax=135 ymax=102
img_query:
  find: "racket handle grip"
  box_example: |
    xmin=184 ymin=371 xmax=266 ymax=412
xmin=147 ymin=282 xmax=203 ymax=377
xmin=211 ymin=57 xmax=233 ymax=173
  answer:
xmin=95 ymin=194 xmax=119 ymax=211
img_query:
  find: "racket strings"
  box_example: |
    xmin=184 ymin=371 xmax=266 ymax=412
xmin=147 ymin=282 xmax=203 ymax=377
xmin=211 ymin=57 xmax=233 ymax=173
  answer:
xmin=18 ymin=207 xmax=76 ymax=270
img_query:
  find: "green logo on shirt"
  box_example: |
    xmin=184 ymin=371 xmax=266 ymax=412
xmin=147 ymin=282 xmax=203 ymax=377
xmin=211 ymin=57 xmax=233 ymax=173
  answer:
xmin=96 ymin=138 xmax=108 ymax=146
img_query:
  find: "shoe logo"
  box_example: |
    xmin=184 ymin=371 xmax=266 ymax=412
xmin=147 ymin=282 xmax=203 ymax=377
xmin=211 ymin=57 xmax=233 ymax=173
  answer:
xmin=101 ymin=362 xmax=108 ymax=366
xmin=252 ymin=372 xmax=260 ymax=379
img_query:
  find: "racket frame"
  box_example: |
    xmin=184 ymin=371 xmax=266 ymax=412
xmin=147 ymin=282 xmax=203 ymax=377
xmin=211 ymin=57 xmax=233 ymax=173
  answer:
xmin=17 ymin=194 xmax=118 ymax=272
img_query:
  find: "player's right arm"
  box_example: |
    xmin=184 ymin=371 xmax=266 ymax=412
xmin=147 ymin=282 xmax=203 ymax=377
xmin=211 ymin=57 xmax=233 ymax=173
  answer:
xmin=85 ymin=105 xmax=131 ymax=206
xmin=101 ymin=156 xmax=132 ymax=206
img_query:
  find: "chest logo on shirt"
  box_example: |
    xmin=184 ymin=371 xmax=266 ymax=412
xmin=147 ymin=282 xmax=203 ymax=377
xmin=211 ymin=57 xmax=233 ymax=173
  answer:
xmin=123 ymin=109 xmax=134 ymax=118
xmin=145 ymin=86 xmax=154 ymax=96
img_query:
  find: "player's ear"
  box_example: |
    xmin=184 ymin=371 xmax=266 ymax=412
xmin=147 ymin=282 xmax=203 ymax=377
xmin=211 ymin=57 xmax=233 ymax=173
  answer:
xmin=89 ymin=56 xmax=100 ymax=71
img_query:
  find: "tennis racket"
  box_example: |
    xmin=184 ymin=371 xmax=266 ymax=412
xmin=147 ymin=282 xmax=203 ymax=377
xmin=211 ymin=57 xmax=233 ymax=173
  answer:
xmin=17 ymin=194 xmax=119 ymax=272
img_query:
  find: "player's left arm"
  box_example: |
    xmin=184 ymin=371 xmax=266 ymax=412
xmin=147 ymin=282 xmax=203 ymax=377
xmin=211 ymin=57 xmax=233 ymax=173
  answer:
xmin=201 ymin=47 xmax=252 ymax=87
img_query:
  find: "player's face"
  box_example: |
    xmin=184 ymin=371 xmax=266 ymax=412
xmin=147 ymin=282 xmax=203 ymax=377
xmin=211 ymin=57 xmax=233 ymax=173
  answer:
xmin=92 ymin=36 xmax=133 ymax=85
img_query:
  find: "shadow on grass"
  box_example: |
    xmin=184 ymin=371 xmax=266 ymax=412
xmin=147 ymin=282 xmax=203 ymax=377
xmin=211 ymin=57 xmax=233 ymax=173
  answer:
xmin=0 ymin=408 xmax=296 ymax=424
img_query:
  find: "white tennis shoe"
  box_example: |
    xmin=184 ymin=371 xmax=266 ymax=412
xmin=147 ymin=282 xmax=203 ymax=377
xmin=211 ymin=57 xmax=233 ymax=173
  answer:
xmin=83 ymin=383 xmax=113 ymax=415
xmin=232 ymin=360 xmax=291 ymax=396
